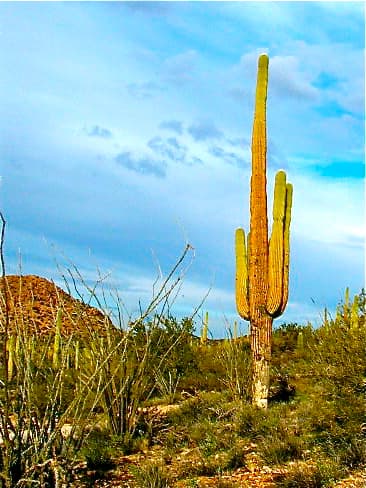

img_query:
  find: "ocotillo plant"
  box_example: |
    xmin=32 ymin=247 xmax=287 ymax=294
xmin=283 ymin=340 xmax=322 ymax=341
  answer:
xmin=235 ymin=53 xmax=293 ymax=408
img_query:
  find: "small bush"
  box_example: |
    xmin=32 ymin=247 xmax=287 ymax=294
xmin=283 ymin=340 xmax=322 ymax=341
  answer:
xmin=258 ymin=431 xmax=306 ymax=465
xmin=225 ymin=443 xmax=247 ymax=470
xmin=234 ymin=402 xmax=291 ymax=440
xmin=276 ymin=458 xmax=346 ymax=487
xmin=81 ymin=432 xmax=116 ymax=472
xmin=130 ymin=460 xmax=172 ymax=488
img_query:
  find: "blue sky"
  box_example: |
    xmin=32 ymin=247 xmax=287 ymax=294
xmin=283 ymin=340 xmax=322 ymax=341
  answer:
xmin=0 ymin=1 xmax=364 ymax=337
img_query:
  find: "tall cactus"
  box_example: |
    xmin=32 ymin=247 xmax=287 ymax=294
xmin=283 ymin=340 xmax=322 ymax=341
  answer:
xmin=235 ymin=54 xmax=293 ymax=408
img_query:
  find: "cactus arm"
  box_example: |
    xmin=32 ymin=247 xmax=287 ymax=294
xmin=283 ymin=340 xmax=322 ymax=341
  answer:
xmin=279 ymin=182 xmax=293 ymax=314
xmin=235 ymin=228 xmax=250 ymax=320
xmin=266 ymin=173 xmax=293 ymax=317
xmin=266 ymin=170 xmax=287 ymax=316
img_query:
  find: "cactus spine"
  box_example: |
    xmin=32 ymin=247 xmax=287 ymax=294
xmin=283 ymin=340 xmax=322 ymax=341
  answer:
xmin=235 ymin=54 xmax=293 ymax=409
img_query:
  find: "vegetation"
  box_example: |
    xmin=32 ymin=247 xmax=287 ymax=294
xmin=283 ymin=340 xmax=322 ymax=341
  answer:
xmin=0 ymin=256 xmax=365 ymax=487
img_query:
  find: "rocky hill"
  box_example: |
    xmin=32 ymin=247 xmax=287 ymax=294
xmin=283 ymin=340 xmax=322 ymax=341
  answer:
xmin=0 ymin=274 xmax=111 ymax=336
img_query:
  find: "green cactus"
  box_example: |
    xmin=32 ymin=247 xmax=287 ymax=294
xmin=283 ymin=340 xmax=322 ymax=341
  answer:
xmin=235 ymin=54 xmax=293 ymax=408
xmin=52 ymin=308 xmax=62 ymax=370
xmin=233 ymin=320 xmax=238 ymax=340
xmin=74 ymin=339 xmax=80 ymax=370
xmin=335 ymin=288 xmax=359 ymax=328
xmin=296 ymin=331 xmax=304 ymax=351
xmin=201 ymin=311 xmax=209 ymax=345
xmin=7 ymin=334 xmax=16 ymax=381
xmin=323 ymin=307 xmax=330 ymax=328
xmin=350 ymin=294 xmax=359 ymax=329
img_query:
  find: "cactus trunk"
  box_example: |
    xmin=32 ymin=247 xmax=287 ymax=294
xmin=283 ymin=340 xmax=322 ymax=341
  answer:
xmin=235 ymin=54 xmax=293 ymax=409
xmin=251 ymin=314 xmax=272 ymax=408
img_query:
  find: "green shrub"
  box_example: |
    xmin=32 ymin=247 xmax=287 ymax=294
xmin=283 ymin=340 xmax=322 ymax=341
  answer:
xmin=130 ymin=460 xmax=172 ymax=488
xmin=224 ymin=443 xmax=247 ymax=470
xmin=167 ymin=391 xmax=232 ymax=427
xmin=81 ymin=431 xmax=116 ymax=472
xmin=276 ymin=458 xmax=346 ymax=487
xmin=234 ymin=402 xmax=291 ymax=440
xmin=258 ymin=431 xmax=306 ymax=465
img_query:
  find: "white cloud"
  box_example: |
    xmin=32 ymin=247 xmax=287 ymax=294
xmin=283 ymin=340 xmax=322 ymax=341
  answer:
xmin=163 ymin=49 xmax=199 ymax=84
xmin=286 ymin=171 xmax=364 ymax=248
xmin=269 ymin=55 xmax=320 ymax=101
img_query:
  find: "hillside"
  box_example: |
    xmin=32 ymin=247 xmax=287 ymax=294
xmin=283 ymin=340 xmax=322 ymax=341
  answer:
xmin=0 ymin=274 xmax=111 ymax=336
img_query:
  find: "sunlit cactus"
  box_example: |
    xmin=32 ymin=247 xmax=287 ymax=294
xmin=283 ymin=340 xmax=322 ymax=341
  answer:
xmin=233 ymin=320 xmax=238 ymax=340
xmin=296 ymin=331 xmax=304 ymax=350
xmin=74 ymin=339 xmax=80 ymax=370
xmin=235 ymin=54 xmax=293 ymax=408
xmin=7 ymin=334 xmax=16 ymax=381
xmin=335 ymin=288 xmax=360 ymax=329
xmin=201 ymin=311 xmax=209 ymax=345
xmin=351 ymin=294 xmax=359 ymax=329
xmin=52 ymin=308 xmax=62 ymax=370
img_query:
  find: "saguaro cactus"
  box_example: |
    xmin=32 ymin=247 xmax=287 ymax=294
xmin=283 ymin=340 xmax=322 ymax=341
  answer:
xmin=235 ymin=54 xmax=293 ymax=409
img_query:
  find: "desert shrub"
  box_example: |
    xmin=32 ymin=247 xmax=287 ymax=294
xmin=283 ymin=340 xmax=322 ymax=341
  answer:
xmin=224 ymin=442 xmax=248 ymax=470
xmin=81 ymin=431 xmax=116 ymax=473
xmin=167 ymin=391 xmax=232 ymax=427
xmin=257 ymin=430 xmax=306 ymax=465
xmin=273 ymin=322 xmax=306 ymax=353
xmin=130 ymin=460 xmax=172 ymax=488
xmin=308 ymin=324 xmax=366 ymax=394
xmin=213 ymin=481 xmax=241 ymax=488
xmin=159 ymin=392 xmax=237 ymax=458
xmin=233 ymin=402 xmax=289 ymax=439
xmin=275 ymin=458 xmax=346 ymax=487
xmin=184 ymin=479 xmax=199 ymax=488
xmin=180 ymin=342 xmax=228 ymax=393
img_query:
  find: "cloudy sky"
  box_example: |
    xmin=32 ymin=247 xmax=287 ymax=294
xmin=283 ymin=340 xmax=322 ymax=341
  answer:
xmin=0 ymin=1 xmax=364 ymax=337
